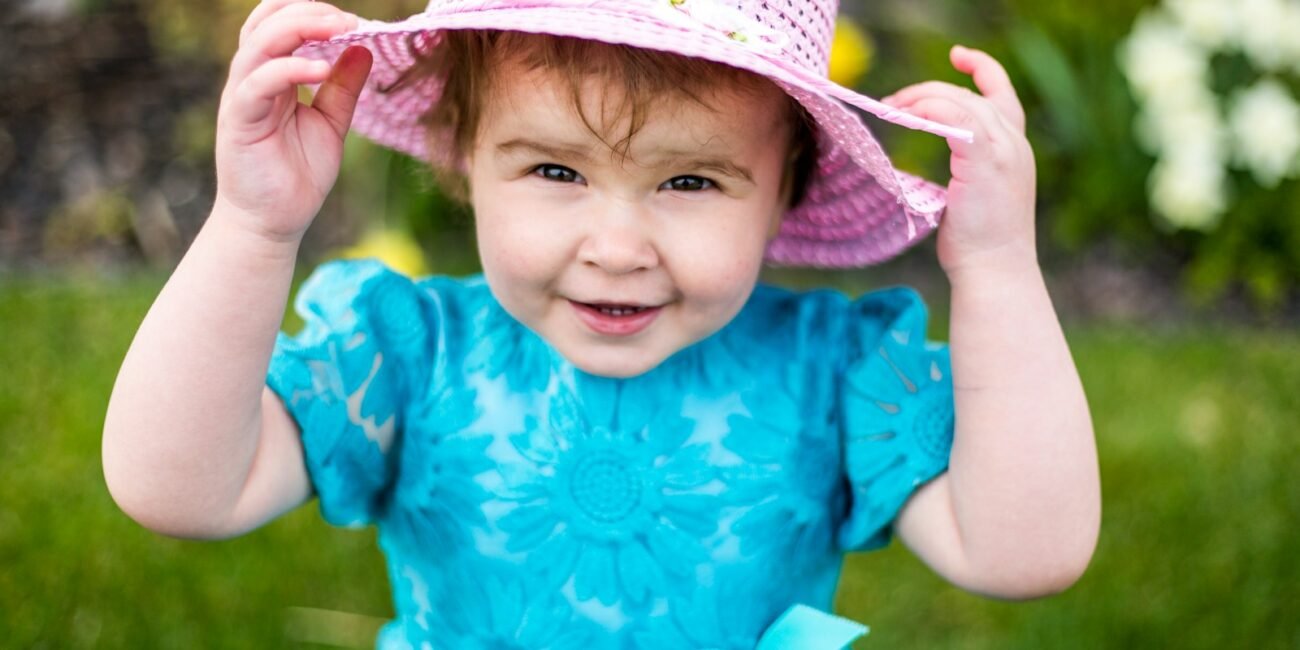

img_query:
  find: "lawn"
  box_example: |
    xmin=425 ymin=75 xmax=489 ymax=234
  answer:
xmin=1 ymin=269 xmax=1296 ymax=648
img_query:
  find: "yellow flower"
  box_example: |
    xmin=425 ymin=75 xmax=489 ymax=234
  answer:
xmin=338 ymin=229 xmax=429 ymax=278
xmin=828 ymin=17 xmax=874 ymax=88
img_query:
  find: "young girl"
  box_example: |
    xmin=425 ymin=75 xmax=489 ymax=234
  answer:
xmin=103 ymin=0 xmax=1100 ymax=646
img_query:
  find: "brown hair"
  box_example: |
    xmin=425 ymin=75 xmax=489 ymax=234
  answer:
xmin=388 ymin=29 xmax=818 ymax=206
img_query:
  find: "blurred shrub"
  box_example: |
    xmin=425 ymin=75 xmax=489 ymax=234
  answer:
xmin=847 ymin=0 xmax=1298 ymax=311
xmin=1117 ymin=0 xmax=1300 ymax=310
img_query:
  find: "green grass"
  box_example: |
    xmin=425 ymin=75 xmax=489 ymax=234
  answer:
xmin=1 ymin=272 xmax=1297 ymax=648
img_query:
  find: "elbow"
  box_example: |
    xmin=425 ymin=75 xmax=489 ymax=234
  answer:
xmin=103 ymin=470 xmax=226 ymax=541
xmin=102 ymin=435 xmax=241 ymax=541
xmin=965 ymin=534 xmax=1099 ymax=601
xmin=974 ymin=555 xmax=1093 ymax=601
xmin=106 ymin=490 xmax=238 ymax=541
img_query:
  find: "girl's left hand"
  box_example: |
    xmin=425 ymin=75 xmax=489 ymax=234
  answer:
xmin=882 ymin=46 xmax=1037 ymax=278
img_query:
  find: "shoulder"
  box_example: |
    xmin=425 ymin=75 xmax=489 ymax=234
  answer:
xmin=740 ymin=283 xmax=928 ymax=324
xmin=731 ymin=283 xmax=932 ymax=361
xmin=410 ymin=272 xmax=495 ymax=324
xmin=286 ymin=260 xmax=504 ymax=382
xmin=840 ymin=285 xmax=936 ymax=360
xmin=298 ymin=258 xmax=489 ymax=304
xmin=294 ymin=259 xmax=494 ymax=331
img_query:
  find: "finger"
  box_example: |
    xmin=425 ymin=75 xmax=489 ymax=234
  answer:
xmin=882 ymin=81 xmax=1007 ymax=138
xmin=232 ymin=7 xmax=357 ymax=81
xmin=903 ymin=96 xmax=1034 ymax=187
xmin=243 ymin=0 xmax=348 ymax=46
xmin=229 ymin=56 xmax=333 ymax=127
xmin=892 ymin=96 xmax=988 ymax=161
xmin=883 ymin=81 xmax=979 ymax=112
xmin=950 ymin=45 xmax=1026 ymax=132
xmin=312 ymin=46 xmax=374 ymax=139
xmin=241 ymin=0 xmax=314 ymax=46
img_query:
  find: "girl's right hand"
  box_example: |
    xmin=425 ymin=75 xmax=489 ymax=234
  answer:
xmin=214 ymin=0 xmax=373 ymax=243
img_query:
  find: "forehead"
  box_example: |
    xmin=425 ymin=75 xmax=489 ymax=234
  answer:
xmin=477 ymin=56 xmax=792 ymax=161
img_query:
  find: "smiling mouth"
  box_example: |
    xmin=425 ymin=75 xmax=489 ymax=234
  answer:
xmin=569 ymin=300 xmax=663 ymax=336
xmin=581 ymin=303 xmax=654 ymax=316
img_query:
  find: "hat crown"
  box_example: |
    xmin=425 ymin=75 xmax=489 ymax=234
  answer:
xmin=727 ymin=0 xmax=837 ymax=76
xmin=422 ymin=0 xmax=838 ymax=76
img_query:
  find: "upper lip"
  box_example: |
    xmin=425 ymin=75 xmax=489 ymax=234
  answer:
xmin=571 ymin=298 xmax=662 ymax=309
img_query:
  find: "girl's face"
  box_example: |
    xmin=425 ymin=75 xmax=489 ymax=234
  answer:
xmin=467 ymin=60 xmax=794 ymax=378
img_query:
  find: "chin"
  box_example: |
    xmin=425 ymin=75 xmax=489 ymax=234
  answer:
xmin=565 ymin=347 xmax=666 ymax=379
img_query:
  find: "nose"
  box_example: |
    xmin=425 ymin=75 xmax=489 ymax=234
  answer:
xmin=576 ymin=200 xmax=660 ymax=275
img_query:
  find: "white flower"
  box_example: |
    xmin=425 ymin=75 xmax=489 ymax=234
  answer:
xmin=1119 ymin=10 xmax=1212 ymax=103
xmin=1149 ymin=147 xmax=1228 ymax=230
xmin=1228 ymin=79 xmax=1300 ymax=186
xmin=1237 ymin=0 xmax=1296 ymax=70
xmin=1133 ymin=87 xmax=1227 ymax=158
xmin=1167 ymin=0 xmax=1241 ymax=49
xmin=1119 ymin=0 xmax=1300 ymax=233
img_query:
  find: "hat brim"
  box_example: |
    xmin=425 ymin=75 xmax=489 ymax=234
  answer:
xmin=295 ymin=3 xmax=972 ymax=267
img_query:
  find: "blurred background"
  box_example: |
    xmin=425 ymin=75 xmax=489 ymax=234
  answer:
xmin=1 ymin=0 xmax=1297 ymax=647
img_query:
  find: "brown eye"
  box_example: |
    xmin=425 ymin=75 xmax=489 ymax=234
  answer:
xmin=662 ymin=175 xmax=715 ymax=191
xmin=533 ymin=164 xmax=582 ymax=183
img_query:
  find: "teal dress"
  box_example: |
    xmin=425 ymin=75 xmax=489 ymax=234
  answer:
xmin=267 ymin=259 xmax=955 ymax=650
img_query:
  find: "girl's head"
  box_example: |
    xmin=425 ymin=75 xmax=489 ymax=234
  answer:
xmin=300 ymin=0 xmax=968 ymax=375
xmin=404 ymin=30 xmax=817 ymax=377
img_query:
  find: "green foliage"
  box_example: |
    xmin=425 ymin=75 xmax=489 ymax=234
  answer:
xmin=1184 ymin=180 xmax=1300 ymax=310
xmin=2 ymin=275 xmax=1297 ymax=647
xmin=332 ymin=138 xmax=481 ymax=275
xmin=849 ymin=0 xmax=1298 ymax=311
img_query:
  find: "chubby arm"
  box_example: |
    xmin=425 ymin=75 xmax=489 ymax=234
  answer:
xmin=101 ymin=0 xmax=371 ymax=539
xmin=893 ymin=265 xmax=1099 ymax=599
xmin=883 ymin=47 xmax=1100 ymax=598
xmin=102 ymin=215 xmax=312 ymax=539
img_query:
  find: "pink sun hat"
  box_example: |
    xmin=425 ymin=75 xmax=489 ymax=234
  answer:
xmin=294 ymin=0 xmax=974 ymax=267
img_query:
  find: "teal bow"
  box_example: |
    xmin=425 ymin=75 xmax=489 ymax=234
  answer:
xmin=755 ymin=604 xmax=868 ymax=649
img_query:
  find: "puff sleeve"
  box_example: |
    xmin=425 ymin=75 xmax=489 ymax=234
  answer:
xmin=837 ymin=287 xmax=954 ymax=552
xmin=266 ymin=259 xmax=432 ymax=527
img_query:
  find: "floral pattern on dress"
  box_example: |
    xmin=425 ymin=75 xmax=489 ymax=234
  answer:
xmin=722 ymin=376 xmax=840 ymax=563
xmin=386 ymin=383 xmax=495 ymax=555
xmin=661 ymin=325 xmax=760 ymax=396
xmin=422 ymin=563 xmax=601 ymax=650
xmin=837 ymin=291 xmax=954 ymax=551
xmin=629 ymin=574 xmax=780 ymax=650
xmin=463 ymin=296 xmax=554 ymax=393
xmin=270 ymin=265 xmax=955 ymax=647
xmin=369 ymin=273 xmax=428 ymax=353
xmin=494 ymin=383 xmax=721 ymax=607
xmin=268 ymin=261 xmax=420 ymax=527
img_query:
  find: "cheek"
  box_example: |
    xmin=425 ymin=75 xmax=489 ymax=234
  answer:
xmin=473 ymin=187 xmax=571 ymax=297
xmin=668 ymin=214 xmax=769 ymax=311
xmin=477 ymin=225 xmax=554 ymax=330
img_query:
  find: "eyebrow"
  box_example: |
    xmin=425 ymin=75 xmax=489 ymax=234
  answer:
xmin=495 ymin=137 xmax=756 ymax=184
